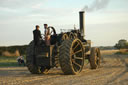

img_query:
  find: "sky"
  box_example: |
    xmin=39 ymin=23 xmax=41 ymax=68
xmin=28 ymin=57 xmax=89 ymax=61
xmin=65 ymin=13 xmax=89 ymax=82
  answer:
xmin=0 ymin=0 xmax=128 ymax=46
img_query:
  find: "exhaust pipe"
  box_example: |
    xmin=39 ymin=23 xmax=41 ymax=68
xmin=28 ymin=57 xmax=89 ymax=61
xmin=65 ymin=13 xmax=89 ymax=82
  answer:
xmin=79 ymin=11 xmax=85 ymax=39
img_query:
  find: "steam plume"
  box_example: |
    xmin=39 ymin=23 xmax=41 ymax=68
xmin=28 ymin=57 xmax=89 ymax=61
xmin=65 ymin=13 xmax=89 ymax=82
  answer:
xmin=82 ymin=0 xmax=110 ymax=12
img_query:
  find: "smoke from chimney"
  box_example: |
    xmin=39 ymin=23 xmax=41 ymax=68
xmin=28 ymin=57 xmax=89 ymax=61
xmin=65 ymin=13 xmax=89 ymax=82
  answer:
xmin=82 ymin=0 xmax=110 ymax=12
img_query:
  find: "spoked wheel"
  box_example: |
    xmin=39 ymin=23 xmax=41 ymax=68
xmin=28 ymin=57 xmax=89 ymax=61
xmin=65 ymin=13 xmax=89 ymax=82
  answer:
xmin=27 ymin=65 xmax=50 ymax=74
xmin=26 ymin=41 xmax=50 ymax=74
xmin=40 ymin=66 xmax=50 ymax=74
xmin=59 ymin=39 xmax=84 ymax=75
xmin=89 ymin=47 xmax=101 ymax=69
xmin=62 ymin=33 xmax=69 ymax=40
xmin=69 ymin=32 xmax=76 ymax=39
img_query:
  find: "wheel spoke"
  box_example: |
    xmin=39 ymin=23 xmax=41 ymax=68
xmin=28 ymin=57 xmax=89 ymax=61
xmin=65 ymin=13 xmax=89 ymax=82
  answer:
xmin=74 ymin=56 xmax=83 ymax=60
xmin=71 ymin=49 xmax=82 ymax=56
xmin=73 ymin=42 xmax=79 ymax=50
xmin=72 ymin=61 xmax=82 ymax=68
xmin=74 ymin=49 xmax=82 ymax=54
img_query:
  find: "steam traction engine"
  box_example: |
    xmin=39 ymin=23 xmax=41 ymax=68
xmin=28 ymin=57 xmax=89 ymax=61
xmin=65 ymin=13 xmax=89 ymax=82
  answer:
xmin=26 ymin=11 xmax=101 ymax=75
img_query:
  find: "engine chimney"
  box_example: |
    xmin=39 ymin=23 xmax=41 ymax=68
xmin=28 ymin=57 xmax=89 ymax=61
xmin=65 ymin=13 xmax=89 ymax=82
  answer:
xmin=79 ymin=11 xmax=85 ymax=39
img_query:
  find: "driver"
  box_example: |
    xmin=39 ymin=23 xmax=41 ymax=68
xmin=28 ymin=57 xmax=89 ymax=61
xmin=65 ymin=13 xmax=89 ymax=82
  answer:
xmin=33 ymin=25 xmax=42 ymax=46
xmin=44 ymin=24 xmax=51 ymax=46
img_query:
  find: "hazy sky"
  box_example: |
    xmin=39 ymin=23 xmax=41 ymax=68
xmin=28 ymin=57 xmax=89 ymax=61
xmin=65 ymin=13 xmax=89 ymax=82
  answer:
xmin=0 ymin=0 xmax=128 ymax=46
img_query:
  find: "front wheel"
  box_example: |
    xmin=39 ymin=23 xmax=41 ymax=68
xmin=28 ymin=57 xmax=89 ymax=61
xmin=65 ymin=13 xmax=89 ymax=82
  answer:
xmin=89 ymin=47 xmax=101 ymax=69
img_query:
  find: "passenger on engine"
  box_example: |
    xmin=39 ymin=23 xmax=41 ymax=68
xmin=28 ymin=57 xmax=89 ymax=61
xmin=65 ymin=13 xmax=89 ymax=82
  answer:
xmin=44 ymin=24 xmax=51 ymax=46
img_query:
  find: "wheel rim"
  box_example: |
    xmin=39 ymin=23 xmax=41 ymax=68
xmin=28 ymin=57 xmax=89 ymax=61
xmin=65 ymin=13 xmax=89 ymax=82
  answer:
xmin=70 ymin=39 xmax=84 ymax=73
xmin=69 ymin=33 xmax=75 ymax=39
xmin=40 ymin=66 xmax=49 ymax=74
xmin=62 ymin=33 xmax=69 ymax=40
xmin=95 ymin=50 xmax=100 ymax=66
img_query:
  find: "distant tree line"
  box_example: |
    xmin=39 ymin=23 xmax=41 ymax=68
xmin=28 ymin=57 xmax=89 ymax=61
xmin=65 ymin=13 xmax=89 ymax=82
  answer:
xmin=0 ymin=45 xmax=28 ymax=56
xmin=0 ymin=39 xmax=127 ymax=56
xmin=114 ymin=39 xmax=128 ymax=49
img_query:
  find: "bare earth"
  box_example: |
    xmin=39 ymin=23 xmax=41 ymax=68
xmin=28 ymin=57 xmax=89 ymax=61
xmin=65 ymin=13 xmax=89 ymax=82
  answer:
xmin=0 ymin=50 xmax=128 ymax=85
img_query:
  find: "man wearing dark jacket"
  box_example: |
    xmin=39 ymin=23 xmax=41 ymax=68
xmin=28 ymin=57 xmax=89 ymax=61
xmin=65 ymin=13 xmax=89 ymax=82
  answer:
xmin=33 ymin=25 xmax=42 ymax=45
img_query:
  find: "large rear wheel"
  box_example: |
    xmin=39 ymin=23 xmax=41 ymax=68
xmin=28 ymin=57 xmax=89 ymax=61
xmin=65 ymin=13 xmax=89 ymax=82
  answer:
xmin=26 ymin=41 xmax=50 ymax=74
xmin=59 ymin=39 xmax=84 ymax=75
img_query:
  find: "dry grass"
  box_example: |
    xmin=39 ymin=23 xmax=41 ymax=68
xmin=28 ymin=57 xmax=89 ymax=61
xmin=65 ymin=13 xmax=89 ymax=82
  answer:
xmin=101 ymin=49 xmax=128 ymax=55
xmin=101 ymin=50 xmax=119 ymax=55
xmin=2 ymin=50 xmax=20 ymax=57
xmin=119 ymin=49 xmax=128 ymax=53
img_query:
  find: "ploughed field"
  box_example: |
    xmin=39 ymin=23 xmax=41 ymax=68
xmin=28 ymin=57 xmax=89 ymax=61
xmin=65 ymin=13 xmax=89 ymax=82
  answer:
xmin=0 ymin=50 xmax=128 ymax=85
